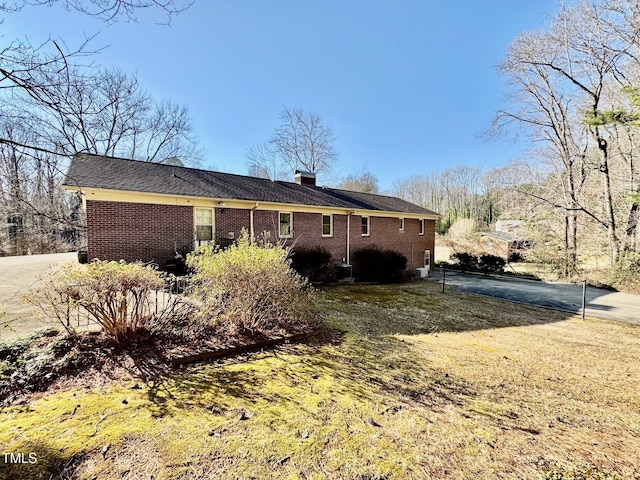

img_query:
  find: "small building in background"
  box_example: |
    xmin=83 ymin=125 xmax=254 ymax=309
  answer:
xmin=479 ymin=220 xmax=530 ymax=261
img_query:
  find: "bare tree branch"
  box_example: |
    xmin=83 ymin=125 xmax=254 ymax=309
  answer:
xmin=268 ymin=106 xmax=338 ymax=179
xmin=4 ymin=0 xmax=193 ymax=24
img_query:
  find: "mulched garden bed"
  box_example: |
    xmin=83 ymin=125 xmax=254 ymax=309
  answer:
xmin=0 ymin=319 xmax=319 ymax=407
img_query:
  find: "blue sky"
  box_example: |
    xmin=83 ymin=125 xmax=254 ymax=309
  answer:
xmin=5 ymin=1 xmax=558 ymax=190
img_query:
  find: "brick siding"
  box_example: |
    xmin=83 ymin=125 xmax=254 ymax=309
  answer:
xmin=214 ymin=207 xmax=251 ymax=243
xmin=254 ymin=211 xmax=434 ymax=270
xmin=86 ymin=201 xmax=193 ymax=265
xmin=86 ymin=201 xmax=436 ymax=270
xmin=349 ymin=215 xmax=434 ymax=269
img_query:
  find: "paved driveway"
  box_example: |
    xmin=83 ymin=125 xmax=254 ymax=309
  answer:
xmin=432 ymin=271 xmax=639 ymax=325
xmin=0 ymin=252 xmax=78 ymax=339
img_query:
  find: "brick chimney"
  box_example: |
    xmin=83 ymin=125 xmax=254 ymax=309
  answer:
xmin=294 ymin=170 xmax=316 ymax=186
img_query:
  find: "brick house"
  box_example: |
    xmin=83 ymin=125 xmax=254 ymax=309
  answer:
xmin=62 ymin=154 xmax=439 ymax=271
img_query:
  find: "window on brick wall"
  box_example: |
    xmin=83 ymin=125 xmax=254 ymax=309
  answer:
xmin=322 ymin=214 xmax=333 ymax=237
xmin=361 ymin=216 xmax=370 ymax=236
xmin=195 ymin=208 xmax=213 ymax=246
xmin=399 ymin=217 xmax=405 ymax=231
xmin=279 ymin=212 xmax=292 ymax=238
xmin=419 ymin=219 xmax=425 ymax=235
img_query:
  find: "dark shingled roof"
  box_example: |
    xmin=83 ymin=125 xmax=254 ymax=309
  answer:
xmin=63 ymin=154 xmax=438 ymax=216
xmin=480 ymin=231 xmax=520 ymax=242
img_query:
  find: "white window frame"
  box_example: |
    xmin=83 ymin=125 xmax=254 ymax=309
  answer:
xmin=399 ymin=217 xmax=405 ymax=231
xmin=322 ymin=214 xmax=333 ymax=237
xmin=195 ymin=207 xmax=214 ymax=246
xmin=419 ymin=219 xmax=425 ymax=236
xmin=361 ymin=216 xmax=370 ymax=236
xmin=279 ymin=211 xmax=293 ymax=238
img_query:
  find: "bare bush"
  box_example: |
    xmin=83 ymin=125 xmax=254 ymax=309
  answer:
xmin=25 ymin=260 xmax=193 ymax=345
xmin=187 ymin=230 xmax=315 ymax=335
xmin=443 ymin=218 xmax=480 ymax=255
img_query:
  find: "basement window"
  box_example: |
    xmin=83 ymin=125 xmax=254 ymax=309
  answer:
xmin=322 ymin=214 xmax=333 ymax=237
xmin=361 ymin=216 xmax=370 ymax=236
xmin=279 ymin=212 xmax=292 ymax=238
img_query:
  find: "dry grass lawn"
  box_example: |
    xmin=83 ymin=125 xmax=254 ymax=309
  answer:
xmin=1 ymin=281 xmax=639 ymax=479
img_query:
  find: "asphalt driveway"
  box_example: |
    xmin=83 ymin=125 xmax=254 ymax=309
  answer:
xmin=0 ymin=252 xmax=78 ymax=339
xmin=431 ymin=270 xmax=639 ymax=325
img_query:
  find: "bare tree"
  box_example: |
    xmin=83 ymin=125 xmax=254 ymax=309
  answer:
xmin=0 ymin=0 xmax=194 ymax=153
xmin=0 ymin=0 xmax=196 ymax=255
xmin=488 ymin=0 xmax=640 ymax=270
xmin=0 ymin=0 xmax=192 ymax=91
xmin=8 ymin=66 xmax=201 ymax=162
xmin=248 ymin=106 xmax=338 ymax=181
xmin=492 ymin=29 xmax=590 ymax=273
xmin=393 ymin=166 xmax=485 ymax=234
xmin=246 ymin=142 xmax=287 ymax=180
xmin=0 ymin=121 xmax=77 ymax=255
xmin=586 ymin=85 xmax=640 ymax=253
xmin=392 ymin=174 xmax=439 ymax=211
xmin=491 ymin=0 xmax=640 ymax=267
xmin=337 ymin=169 xmax=379 ymax=193
xmin=271 ymin=106 xmax=338 ymax=176
xmin=0 ymin=66 xmax=201 ymax=255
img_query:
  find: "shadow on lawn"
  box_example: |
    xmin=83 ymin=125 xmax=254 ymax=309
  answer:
xmin=318 ymin=282 xmax=574 ymax=336
xmin=139 ymin=324 xmax=477 ymax=419
xmin=0 ymin=439 xmax=88 ymax=480
xmin=132 ymin=281 xmax=576 ymax=417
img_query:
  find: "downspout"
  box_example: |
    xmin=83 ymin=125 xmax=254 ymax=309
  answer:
xmin=411 ymin=242 xmax=414 ymax=270
xmin=250 ymin=203 xmax=258 ymax=242
xmin=346 ymin=210 xmax=355 ymax=264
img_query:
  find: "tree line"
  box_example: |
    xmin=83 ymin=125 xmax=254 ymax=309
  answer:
xmin=0 ymin=1 xmax=198 ymax=255
xmin=491 ymin=0 xmax=640 ymax=272
xmin=391 ymin=1 xmax=640 ymax=276
xmin=4 ymin=0 xmax=639 ymax=282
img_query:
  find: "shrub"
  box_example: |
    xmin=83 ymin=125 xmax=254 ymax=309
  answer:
xmin=609 ymin=253 xmax=640 ymax=294
xmin=351 ymin=246 xmax=407 ymax=283
xmin=451 ymin=252 xmax=478 ymax=272
xmin=508 ymin=251 xmax=526 ymax=263
xmin=478 ymin=254 xmax=506 ymax=275
xmin=289 ymin=247 xmax=333 ymax=281
xmin=26 ymin=260 xmax=190 ymax=345
xmin=186 ymin=231 xmax=314 ymax=335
